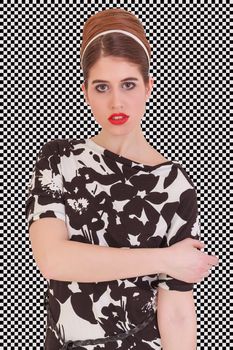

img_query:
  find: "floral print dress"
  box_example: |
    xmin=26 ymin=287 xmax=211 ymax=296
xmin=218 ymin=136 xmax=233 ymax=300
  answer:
xmin=25 ymin=137 xmax=200 ymax=350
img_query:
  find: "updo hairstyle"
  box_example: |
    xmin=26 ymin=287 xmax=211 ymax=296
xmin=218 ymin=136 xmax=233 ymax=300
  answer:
xmin=80 ymin=8 xmax=152 ymax=90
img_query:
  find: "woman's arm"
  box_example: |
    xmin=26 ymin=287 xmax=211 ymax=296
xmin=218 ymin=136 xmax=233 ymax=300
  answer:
xmin=30 ymin=218 xmax=214 ymax=284
xmin=157 ymin=288 xmax=197 ymax=349
xmin=49 ymin=240 xmax=168 ymax=283
xmin=29 ymin=218 xmax=168 ymax=282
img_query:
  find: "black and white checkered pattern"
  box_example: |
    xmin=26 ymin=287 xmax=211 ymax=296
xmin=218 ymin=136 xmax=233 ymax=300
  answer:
xmin=3 ymin=1 xmax=231 ymax=349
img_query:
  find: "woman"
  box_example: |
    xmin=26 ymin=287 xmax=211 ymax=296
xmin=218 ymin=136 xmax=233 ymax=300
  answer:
xmin=25 ymin=7 xmax=218 ymax=350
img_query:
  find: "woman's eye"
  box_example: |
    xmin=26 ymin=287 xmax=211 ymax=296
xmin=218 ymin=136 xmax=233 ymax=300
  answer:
xmin=123 ymin=82 xmax=135 ymax=89
xmin=95 ymin=84 xmax=108 ymax=92
xmin=95 ymin=82 xmax=135 ymax=93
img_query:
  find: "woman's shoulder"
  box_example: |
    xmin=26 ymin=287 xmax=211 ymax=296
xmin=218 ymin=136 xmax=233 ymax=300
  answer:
xmin=39 ymin=138 xmax=84 ymax=153
xmin=141 ymin=144 xmax=169 ymax=166
xmin=173 ymin=161 xmax=197 ymax=190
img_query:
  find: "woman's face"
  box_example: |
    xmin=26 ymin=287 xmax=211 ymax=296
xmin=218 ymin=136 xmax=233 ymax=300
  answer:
xmin=81 ymin=56 xmax=154 ymax=136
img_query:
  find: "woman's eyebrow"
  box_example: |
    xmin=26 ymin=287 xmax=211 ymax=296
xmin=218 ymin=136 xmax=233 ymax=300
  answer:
xmin=91 ymin=77 xmax=139 ymax=84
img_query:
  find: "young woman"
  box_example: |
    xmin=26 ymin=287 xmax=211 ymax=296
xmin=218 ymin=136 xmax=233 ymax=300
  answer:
xmin=25 ymin=8 xmax=218 ymax=350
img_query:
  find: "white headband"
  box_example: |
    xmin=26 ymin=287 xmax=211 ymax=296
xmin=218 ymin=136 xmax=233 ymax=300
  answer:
xmin=81 ymin=29 xmax=150 ymax=70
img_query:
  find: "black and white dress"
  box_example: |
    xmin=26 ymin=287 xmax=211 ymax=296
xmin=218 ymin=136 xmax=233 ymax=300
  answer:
xmin=25 ymin=137 xmax=200 ymax=350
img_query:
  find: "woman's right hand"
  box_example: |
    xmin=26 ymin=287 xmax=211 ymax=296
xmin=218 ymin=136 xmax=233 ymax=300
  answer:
xmin=164 ymin=238 xmax=219 ymax=283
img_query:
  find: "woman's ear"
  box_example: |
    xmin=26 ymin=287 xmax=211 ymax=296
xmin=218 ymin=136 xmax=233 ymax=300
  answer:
xmin=149 ymin=76 xmax=154 ymax=92
xmin=81 ymin=82 xmax=89 ymax=105
xmin=146 ymin=76 xmax=154 ymax=101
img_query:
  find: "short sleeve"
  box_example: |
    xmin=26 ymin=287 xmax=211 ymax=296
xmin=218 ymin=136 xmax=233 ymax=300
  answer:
xmin=158 ymin=184 xmax=201 ymax=292
xmin=25 ymin=140 xmax=66 ymax=231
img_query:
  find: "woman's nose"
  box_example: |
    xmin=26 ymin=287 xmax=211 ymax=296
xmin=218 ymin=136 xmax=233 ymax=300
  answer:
xmin=110 ymin=89 xmax=123 ymax=109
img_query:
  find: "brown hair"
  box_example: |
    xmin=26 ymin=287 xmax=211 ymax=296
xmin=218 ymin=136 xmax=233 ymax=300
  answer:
xmin=80 ymin=8 xmax=151 ymax=90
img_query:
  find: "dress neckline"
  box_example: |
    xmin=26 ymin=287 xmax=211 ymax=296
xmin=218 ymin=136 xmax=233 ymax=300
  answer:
xmin=85 ymin=138 xmax=176 ymax=172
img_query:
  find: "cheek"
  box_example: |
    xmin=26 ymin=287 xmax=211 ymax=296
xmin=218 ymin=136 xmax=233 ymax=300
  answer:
xmin=132 ymin=89 xmax=147 ymax=103
xmin=132 ymin=95 xmax=147 ymax=112
xmin=89 ymin=101 xmax=108 ymax=123
xmin=88 ymin=97 xmax=102 ymax=112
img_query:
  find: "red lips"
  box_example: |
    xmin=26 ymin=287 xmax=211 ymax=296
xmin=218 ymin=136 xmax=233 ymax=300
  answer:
xmin=108 ymin=113 xmax=129 ymax=119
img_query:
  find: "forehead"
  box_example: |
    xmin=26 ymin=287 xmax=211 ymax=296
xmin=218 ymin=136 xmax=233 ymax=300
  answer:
xmin=89 ymin=56 xmax=142 ymax=82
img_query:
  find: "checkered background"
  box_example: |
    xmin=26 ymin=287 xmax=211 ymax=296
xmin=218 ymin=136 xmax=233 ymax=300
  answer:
xmin=3 ymin=1 xmax=231 ymax=349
